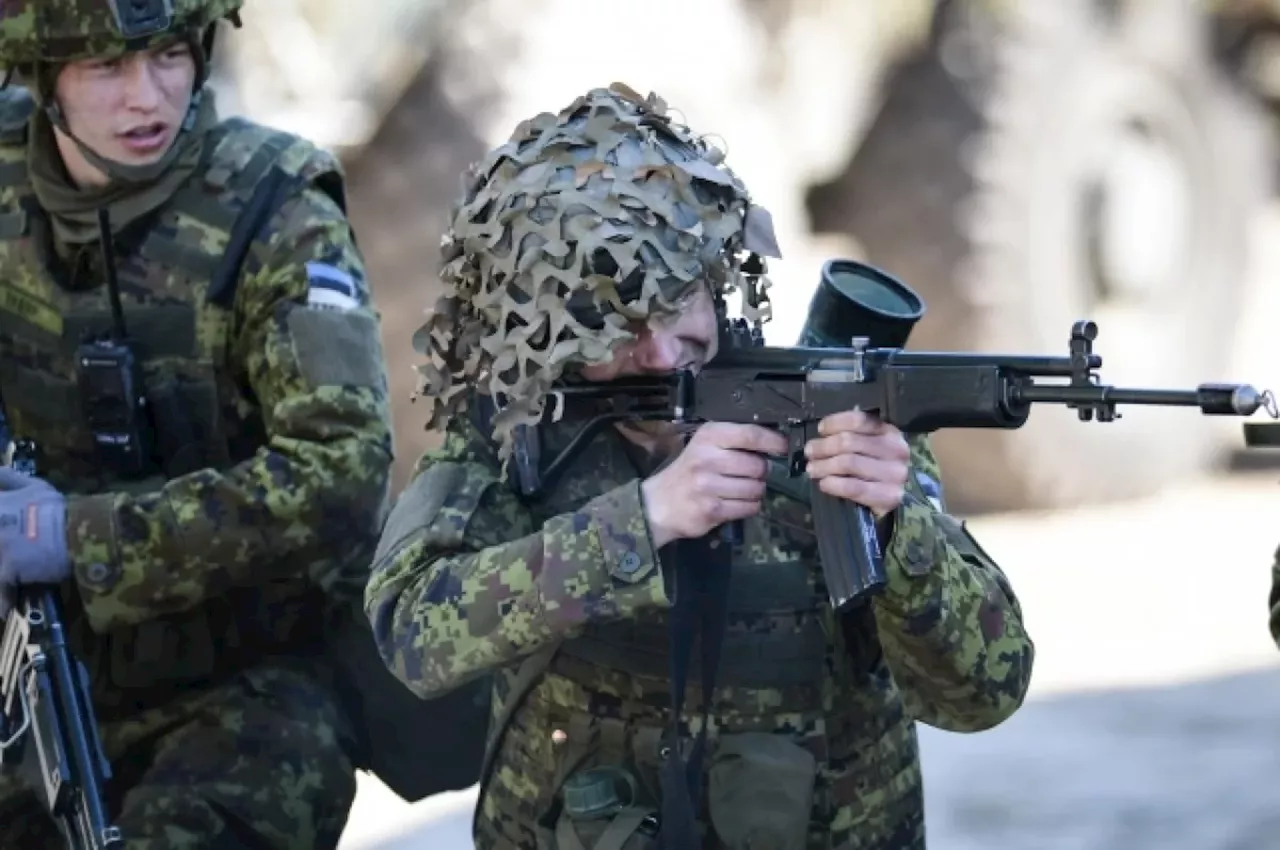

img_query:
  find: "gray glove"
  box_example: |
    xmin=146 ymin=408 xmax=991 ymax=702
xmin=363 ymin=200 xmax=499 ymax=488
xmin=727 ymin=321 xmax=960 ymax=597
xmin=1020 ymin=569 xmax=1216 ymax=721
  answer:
xmin=0 ymin=467 xmax=70 ymax=591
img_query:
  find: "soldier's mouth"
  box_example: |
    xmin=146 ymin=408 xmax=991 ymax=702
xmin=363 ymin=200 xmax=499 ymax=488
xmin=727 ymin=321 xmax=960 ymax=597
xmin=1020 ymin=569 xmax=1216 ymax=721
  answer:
xmin=118 ymin=123 xmax=170 ymax=155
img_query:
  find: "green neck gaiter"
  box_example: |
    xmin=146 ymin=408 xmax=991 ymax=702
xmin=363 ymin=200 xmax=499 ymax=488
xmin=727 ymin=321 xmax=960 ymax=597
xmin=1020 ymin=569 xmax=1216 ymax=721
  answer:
xmin=26 ymin=89 xmax=218 ymax=245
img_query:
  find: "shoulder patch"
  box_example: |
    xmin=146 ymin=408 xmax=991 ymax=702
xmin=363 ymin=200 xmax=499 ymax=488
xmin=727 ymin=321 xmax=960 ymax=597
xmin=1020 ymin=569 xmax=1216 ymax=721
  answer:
xmin=305 ymin=261 xmax=361 ymax=311
xmin=914 ymin=470 xmax=945 ymax=512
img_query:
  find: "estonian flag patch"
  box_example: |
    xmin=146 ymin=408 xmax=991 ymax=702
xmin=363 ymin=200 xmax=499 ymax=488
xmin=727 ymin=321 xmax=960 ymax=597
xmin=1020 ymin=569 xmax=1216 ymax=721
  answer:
xmin=306 ymin=262 xmax=361 ymax=311
xmin=915 ymin=470 xmax=946 ymax=512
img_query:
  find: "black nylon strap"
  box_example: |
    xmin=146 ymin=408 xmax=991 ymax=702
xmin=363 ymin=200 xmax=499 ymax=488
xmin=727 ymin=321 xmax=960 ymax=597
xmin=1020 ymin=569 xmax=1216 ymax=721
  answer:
xmin=658 ymin=534 xmax=732 ymax=849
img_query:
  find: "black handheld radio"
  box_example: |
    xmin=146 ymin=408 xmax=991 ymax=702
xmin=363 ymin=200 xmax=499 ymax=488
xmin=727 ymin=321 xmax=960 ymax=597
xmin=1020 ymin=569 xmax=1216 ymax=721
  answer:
xmin=75 ymin=209 xmax=154 ymax=478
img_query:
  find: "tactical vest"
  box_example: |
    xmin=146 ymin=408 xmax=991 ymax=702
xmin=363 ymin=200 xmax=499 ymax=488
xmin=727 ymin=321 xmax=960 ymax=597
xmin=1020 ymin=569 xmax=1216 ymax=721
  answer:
xmin=550 ymin=488 xmax=832 ymax=690
xmin=0 ymin=87 xmax=347 ymax=719
xmin=472 ymin=417 xmax=915 ymax=849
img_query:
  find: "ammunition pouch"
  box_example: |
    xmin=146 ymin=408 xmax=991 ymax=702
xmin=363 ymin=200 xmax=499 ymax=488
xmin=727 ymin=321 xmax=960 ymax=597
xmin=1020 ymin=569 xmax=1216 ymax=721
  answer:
xmin=80 ymin=581 xmax=328 ymax=721
xmin=557 ymin=561 xmax=826 ymax=688
xmin=142 ymin=359 xmax=231 ymax=479
xmin=708 ymin=733 xmax=816 ymax=850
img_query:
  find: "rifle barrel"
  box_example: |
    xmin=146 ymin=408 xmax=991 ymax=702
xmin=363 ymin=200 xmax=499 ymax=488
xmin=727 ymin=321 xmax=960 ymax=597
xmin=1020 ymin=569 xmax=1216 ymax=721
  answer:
xmin=1015 ymin=385 xmax=1201 ymax=407
xmin=1015 ymin=382 xmax=1270 ymax=416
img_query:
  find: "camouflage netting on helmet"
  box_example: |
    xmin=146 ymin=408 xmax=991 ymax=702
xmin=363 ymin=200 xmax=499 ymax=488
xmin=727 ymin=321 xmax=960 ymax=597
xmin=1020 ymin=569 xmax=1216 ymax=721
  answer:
xmin=0 ymin=0 xmax=243 ymax=66
xmin=414 ymin=82 xmax=778 ymax=466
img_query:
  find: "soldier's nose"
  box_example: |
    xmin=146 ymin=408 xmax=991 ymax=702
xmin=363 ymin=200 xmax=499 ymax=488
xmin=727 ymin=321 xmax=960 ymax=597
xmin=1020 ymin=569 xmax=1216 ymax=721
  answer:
xmin=635 ymin=332 xmax=681 ymax=372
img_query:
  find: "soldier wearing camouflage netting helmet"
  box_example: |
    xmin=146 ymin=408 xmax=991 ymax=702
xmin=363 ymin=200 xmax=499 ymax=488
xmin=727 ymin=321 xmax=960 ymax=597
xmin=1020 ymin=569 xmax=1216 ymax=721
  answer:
xmin=366 ymin=84 xmax=1035 ymax=850
xmin=0 ymin=2 xmax=399 ymax=847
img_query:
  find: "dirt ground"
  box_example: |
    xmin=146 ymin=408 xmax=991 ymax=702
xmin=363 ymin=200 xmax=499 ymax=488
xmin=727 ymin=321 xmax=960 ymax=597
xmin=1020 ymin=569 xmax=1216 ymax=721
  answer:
xmin=919 ymin=668 xmax=1280 ymax=850
xmin=336 ymin=464 xmax=1280 ymax=850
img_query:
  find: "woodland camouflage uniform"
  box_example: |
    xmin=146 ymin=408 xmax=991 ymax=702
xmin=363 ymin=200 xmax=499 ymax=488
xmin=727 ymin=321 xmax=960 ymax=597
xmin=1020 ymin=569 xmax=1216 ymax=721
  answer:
xmin=0 ymin=2 xmax=393 ymax=847
xmin=367 ymin=85 xmax=1035 ymax=850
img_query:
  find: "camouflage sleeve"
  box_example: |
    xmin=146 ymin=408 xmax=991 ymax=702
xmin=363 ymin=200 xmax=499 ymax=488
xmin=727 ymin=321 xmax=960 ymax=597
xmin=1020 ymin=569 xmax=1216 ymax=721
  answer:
xmin=364 ymin=421 xmax=668 ymax=699
xmin=870 ymin=435 xmax=1034 ymax=732
xmin=63 ymin=177 xmax=394 ymax=633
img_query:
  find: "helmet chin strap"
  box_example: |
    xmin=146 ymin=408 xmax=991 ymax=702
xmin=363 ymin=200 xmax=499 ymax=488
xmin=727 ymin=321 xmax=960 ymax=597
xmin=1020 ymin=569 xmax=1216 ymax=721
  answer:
xmin=36 ymin=32 xmax=209 ymax=187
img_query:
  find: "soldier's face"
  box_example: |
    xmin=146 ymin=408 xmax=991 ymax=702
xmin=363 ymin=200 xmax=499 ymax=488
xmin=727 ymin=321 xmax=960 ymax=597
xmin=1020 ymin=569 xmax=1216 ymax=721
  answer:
xmin=52 ymin=39 xmax=197 ymax=187
xmin=581 ymin=283 xmax=720 ymax=381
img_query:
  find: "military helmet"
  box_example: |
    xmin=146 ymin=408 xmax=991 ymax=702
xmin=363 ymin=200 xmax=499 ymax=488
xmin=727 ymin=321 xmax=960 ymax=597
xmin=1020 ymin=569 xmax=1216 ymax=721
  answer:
xmin=0 ymin=0 xmax=242 ymax=66
xmin=414 ymin=83 xmax=779 ymax=466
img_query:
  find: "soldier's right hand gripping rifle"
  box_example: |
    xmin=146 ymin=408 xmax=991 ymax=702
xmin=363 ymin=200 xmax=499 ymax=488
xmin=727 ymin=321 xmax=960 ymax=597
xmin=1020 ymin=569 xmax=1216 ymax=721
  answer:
xmin=0 ymin=401 xmax=123 ymax=850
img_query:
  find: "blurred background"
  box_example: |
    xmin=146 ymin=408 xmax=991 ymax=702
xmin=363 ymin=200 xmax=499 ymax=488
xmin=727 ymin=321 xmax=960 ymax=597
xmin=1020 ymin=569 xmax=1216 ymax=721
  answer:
xmin=209 ymin=1 xmax=1280 ymax=847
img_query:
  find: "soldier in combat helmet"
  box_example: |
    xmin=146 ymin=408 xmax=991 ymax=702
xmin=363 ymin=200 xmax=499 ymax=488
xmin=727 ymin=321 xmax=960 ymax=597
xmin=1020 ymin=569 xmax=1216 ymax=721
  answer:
xmin=367 ymin=84 xmax=1035 ymax=849
xmin=0 ymin=1 xmax=395 ymax=846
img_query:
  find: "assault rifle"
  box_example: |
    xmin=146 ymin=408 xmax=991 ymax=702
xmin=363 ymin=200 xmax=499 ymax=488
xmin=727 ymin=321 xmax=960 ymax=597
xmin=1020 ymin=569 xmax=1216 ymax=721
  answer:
xmin=0 ymin=412 xmax=123 ymax=848
xmin=526 ymin=259 xmax=1279 ymax=612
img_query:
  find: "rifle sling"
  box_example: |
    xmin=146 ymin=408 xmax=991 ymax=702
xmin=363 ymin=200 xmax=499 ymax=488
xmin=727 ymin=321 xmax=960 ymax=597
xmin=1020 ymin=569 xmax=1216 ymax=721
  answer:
xmin=658 ymin=534 xmax=732 ymax=850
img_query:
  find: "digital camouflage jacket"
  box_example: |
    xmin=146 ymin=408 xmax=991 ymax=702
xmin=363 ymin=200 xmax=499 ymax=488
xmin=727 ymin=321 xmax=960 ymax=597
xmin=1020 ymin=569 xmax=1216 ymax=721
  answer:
xmin=367 ymin=413 xmax=1033 ymax=850
xmin=0 ymin=86 xmax=394 ymax=719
